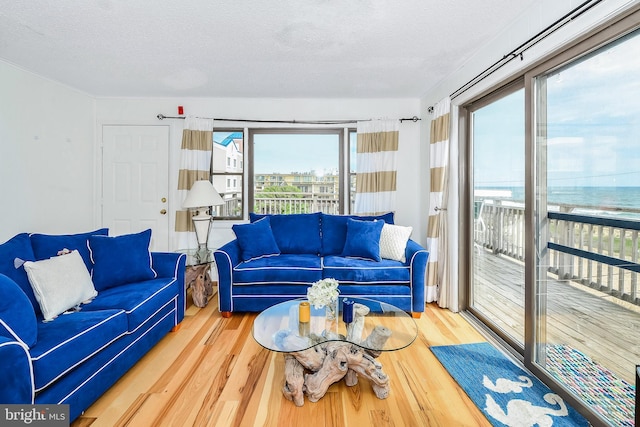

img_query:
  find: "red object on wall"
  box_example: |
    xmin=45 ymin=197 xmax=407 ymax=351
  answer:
xmin=178 ymin=106 xmax=184 ymax=115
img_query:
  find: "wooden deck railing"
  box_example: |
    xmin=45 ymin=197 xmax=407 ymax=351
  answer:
xmin=475 ymin=199 xmax=640 ymax=304
xmin=214 ymin=192 xmax=342 ymax=218
xmin=254 ymin=196 xmax=340 ymax=215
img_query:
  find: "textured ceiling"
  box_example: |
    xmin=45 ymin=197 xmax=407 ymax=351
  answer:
xmin=0 ymin=0 xmax=537 ymax=98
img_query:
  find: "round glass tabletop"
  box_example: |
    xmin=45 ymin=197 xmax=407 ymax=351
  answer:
xmin=252 ymin=297 xmax=418 ymax=353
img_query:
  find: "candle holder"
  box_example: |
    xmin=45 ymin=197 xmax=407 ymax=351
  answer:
xmin=298 ymin=301 xmax=310 ymax=337
xmin=342 ymin=299 xmax=354 ymax=324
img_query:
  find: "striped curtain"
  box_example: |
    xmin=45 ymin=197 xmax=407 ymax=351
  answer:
xmin=426 ymin=97 xmax=451 ymax=305
xmin=175 ymin=116 xmax=214 ymax=249
xmin=354 ymin=119 xmax=399 ymax=215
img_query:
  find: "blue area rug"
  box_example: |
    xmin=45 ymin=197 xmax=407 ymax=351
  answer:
xmin=430 ymin=342 xmax=588 ymax=426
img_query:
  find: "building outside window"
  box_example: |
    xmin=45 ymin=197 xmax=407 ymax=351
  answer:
xmin=212 ymin=130 xmax=244 ymax=219
xmin=249 ymin=129 xmax=345 ymax=215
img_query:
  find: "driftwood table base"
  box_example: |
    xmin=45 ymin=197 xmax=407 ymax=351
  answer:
xmin=282 ymin=325 xmax=391 ymax=406
xmin=185 ymin=263 xmax=213 ymax=308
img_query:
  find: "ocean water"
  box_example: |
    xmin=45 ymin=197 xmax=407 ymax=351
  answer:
xmin=478 ymin=186 xmax=640 ymax=219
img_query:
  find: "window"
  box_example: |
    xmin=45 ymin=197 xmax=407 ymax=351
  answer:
xmin=349 ymin=130 xmax=357 ymax=213
xmin=249 ymin=129 xmax=344 ymax=215
xmin=211 ymin=130 xmax=244 ymax=219
xmin=468 ymin=84 xmax=525 ymax=348
xmin=532 ymin=26 xmax=640 ymax=422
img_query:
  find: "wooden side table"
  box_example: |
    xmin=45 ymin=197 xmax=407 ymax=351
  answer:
xmin=177 ymin=249 xmax=215 ymax=308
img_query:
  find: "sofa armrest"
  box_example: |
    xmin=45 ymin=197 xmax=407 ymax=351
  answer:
xmin=0 ymin=336 xmax=34 ymax=404
xmin=405 ymin=239 xmax=430 ymax=313
xmin=151 ymin=252 xmax=186 ymax=324
xmin=213 ymin=240 xmax=242 ymax=313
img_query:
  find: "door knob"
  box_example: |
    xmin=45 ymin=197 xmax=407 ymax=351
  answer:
xmin=160 ymin=209 xmax=167 ymax=215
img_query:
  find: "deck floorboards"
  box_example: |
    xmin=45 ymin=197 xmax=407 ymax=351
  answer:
xmin=473 ymin=247 xmax=640 ymax=384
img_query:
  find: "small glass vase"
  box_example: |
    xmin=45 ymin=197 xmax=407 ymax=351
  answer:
xmin=323 ymin=299 xmax=339 ymax=339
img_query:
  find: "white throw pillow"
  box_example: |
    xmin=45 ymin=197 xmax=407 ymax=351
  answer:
xmin=23 ymin=250 xmax=98 ymax=321
xmin=379 ymin=223 xmax=413 ymax=262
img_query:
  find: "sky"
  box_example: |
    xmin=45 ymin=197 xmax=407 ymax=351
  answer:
xmin=253 ymin=133 xmax=341 ymax=175
xmin=474 ymin=27 xmax=640 ymax=189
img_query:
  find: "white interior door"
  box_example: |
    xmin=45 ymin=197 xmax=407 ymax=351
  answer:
xmin=102 ymin=125 xmax=170 ymax=251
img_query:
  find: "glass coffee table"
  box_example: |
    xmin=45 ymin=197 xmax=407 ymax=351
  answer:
xmin=252 ymin=297 xmax=418 ymax=406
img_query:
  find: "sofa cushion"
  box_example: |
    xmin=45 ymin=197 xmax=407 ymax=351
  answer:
xmin=320 ymin=212 xmax=395 ymax=256
xmin=30 ymin=308 xmax=128 ymax=392
xmin=341 ymin=218 xmax=384 ymax=261
xmin=30 ymin=228 xmax=108 ymax=272
xmin=83 ymin=277 xmax=179 ymax=332
xmin=0 ymin=273 xmax=37 ymax=347
xmin=250 ymin=212 xmax=322 ymax=255
xmin=23 ymin=250 xmax=98 ymax=322
xmin=379 ymin=223 xmax=413 ymax=262
xmin=0 ymin=233 xmax=39 ymax=314
xmin=89 ymin=229 xmax=157 ymax=291
xmin=233 ymin=217 xmax=281 ymax=262
xmin=322 ymin=256 xmax=410 ymax=283
xmin=233 ymin=254 xmax=322 ymax=284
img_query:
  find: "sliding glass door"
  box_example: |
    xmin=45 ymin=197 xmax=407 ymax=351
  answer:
xmin=532 ymin=27 xmax=640 ymax=425
xmin=463 ymin=10 xmax=640 ymax=425
xmin=469 ymin=85 xmax=526 ymax=348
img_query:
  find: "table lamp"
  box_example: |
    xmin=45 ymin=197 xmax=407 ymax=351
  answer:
xmin=182 ymin=180 xmax=224 ymax=262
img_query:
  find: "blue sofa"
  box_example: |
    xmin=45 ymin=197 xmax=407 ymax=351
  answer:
xmin=0 ymin=229 xmax=186 ymax=422
xmin=214 ymin=212 xmax=429 ymax=316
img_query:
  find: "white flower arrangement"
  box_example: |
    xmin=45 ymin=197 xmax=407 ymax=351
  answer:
xmin=306 ymin=278 xmax=340 ymax=309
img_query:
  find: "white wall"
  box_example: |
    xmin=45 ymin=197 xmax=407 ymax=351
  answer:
xmin=95 ymin=97 xmax=425 ymax=249
xmin=0 ymin=60 xmax=425 ymax=248
xmin=0 ymin=60 xmax=96 ymax=242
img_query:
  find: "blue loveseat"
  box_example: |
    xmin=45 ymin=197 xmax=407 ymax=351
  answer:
xmin=214 ymin=212 xmax=429 ymax=316
xmin=0 ymin=229 xmax=185 ymax=422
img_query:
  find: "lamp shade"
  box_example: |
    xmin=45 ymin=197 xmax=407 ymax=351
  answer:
xmin=182 ymin=180 xmax=224 ymax=208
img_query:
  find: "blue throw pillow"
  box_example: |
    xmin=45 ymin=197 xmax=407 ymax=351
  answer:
xmin=0 ymin=273 xmax=37 ymax=347
xmin=232 ymin=217 xmax=281 ymax=262
xmin=88 ymin=229 xmax=157 ymax=291
xmin=321 ymin=212 xmax=394 ymax=256
xmin=341 ymin=218 xmax=384 ymax=261
xmin=0 ymin=233 xmax=40 ymax=314
xmin=250 ymin=212 xmax=322 ymax=254
xmin=30 ymin=228 xmax=109 ymax=271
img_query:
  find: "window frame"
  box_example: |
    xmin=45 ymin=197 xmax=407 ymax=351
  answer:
xmin=248 ymin=128 xmax=347 ymax=215
xmin=211 ymin=128 xmax=245 ymax=220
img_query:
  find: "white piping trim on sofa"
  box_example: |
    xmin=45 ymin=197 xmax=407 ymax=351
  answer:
xmin=408 ymin=249 xmax=428 ymax=309
xmin=56 ymin=309 xmax=175 ymax=405
xmin=234 ymin=265 xmax=322 ymax=272
xmin=35 ymin=302 xmax=178 ymax=393
xmin=214 ymin=249 xmax=235 ymax=312
xmin=31 ymin=311 xmax=127 ymax=361
xmin=234 ymin=281 xmax=317 ymax=286
xmin=0 ymin=317 xmax=27 ymax=344
xmin=0 ymin=319 xmax=35 ymax=403
xmin=127 ymin=298 xmax=176 ymax=335
xmin=34 ymin=325 xmax=128 ymax=392
xmin=174 ymin=253 xmax=187 ymax=315
xmin=125 ymin=279 xmax=175 ymax=316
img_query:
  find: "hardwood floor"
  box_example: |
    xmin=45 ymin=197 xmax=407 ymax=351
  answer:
xmin=72 ymin=296 xmax=491 ymax=427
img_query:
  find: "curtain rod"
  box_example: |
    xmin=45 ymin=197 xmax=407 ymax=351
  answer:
xmin=156 ymin=114 xmax=421 ymax=124
xmin=426 ymin=0 xmax=603 ymax=111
